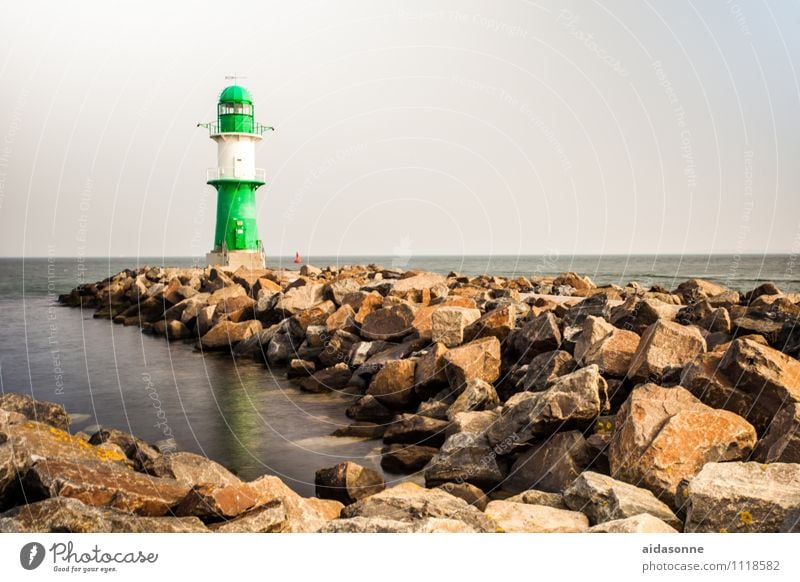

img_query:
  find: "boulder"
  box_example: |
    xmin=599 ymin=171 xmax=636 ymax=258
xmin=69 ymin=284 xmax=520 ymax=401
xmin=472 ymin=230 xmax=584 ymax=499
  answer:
xmin=628 ymin=320 xmax=706 ymax=384
xmin=318 ymin=329 xmax=361 ymax=369
xmin=382 ymin=414 xmax=449 ymax=447
xmin=430 ymin=307 xmax=481 ymax=347
xmin=177 ymin=474 xmax=342 ymax=531
xmin=24 ymin=459 xmax=190 ymax=516
xmin=513 ymin=312 xmax=563 ymax=362
xmin=275 ymin=284 xmax=326 ymax=315
xmin=87 ymin=427 xmax=160 ymax=471
xmin=0 ymin=498 xmax=208 ymax=533
xmin=380 ymin=444 xmax=438 ymax=473
xmin=153 ymin=319 xmax=192 ymax=340
xmin=610 ymin=296 xmax=678 ymax=335
xmin=366 ymin=359 xmax=417 ymax=408
xmin=720 ymin=338 xmax=800 ymax=428
xmin=199 ymin=320 xmax=262 ymax=350
xmin=505 ymin=431 xmax=590 ymax=494
xmin=314 ymin=462 xmax=385 ymax=505
xmin=360 ymin=304 xmax=416 ymax=341
xmin=582 ymin=329 xmax=640 ymax=378
xmin=753 ymin=403 xmax=800 ymax=463
xmin=519 ymin=350 xmax=576 ymax=392
xmin=331 ymin=421 xmax=386 ymax=439
xmin=0 ymin=393 xmax=70 ymax=430
xmin=424 ymin=433 xmax=506 ymax=489
xmin=340 ymin=482 xmax=494 ymax=532
xmin=327 ymin=278 xmax=363 ymax=306
xmin=390 ymin=272 xmax=448 ymax=301
xmin=484 ymin=500 xmax=589 ymax=533
xmin=486 ymin=365 xmax=608 ymax=449
xmin=698 ymin=307 xmax=731 ymax=334
xmin=679 ymin=352 xmax=757 ymax=427
xmin=346 ymin=395 xmax=394 ymax=423
xmin=446 ymin=379 xmax=500 ymax=421
xmin=684 ymin=462 xmax=800 ymax=533
xmin=463 ymin=305 xmax=516 ymax=342
xmin=574 ymin=316 xmax=615 ymax=363
xmin=413 ymin=342 xmax=449 ymax=397
xmin=563 ymin=471 xmax=681 ymax=528
xmin=210 ymin=499 xmax=286 ymax=532
xmin=146 ymin=452 xmax=240 ymax=488
xmin=326 ymin=304 xmax=357 ymax=333
xmin=609 ymin=384 xmax=756 ymax=505
xmin=674 ymin=278 xmax=730 ymax=302
xmin=443 ymin=337 xmax=501 ymax=390
xmin=588 ymin=514 xmax=679 ymax=533
xmin=410 ymin=297 xmax=479 ymax=340
xmin=299 ymin=363 xmax=352 ymax=393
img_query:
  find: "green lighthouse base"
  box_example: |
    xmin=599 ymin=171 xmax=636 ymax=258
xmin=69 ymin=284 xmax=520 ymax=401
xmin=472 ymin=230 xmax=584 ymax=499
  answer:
xmin=206 ymin=248 xmax=266 ymax=271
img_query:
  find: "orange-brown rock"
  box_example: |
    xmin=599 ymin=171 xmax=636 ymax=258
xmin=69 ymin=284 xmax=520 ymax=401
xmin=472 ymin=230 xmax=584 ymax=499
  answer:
xmin=628 ymin=320 xmax=706 ymax=384
xmin=360 ymin=304 xmax=416 ymax=341
xmin=463 ymin=305 xmax=517 ymax=342
xmin=199 ymin=320 xmax=262 ymax=350
xmin=583 ymin=328 xmax=640 ymax=377
xmin=367 ymin=359 xmax=417 ymax=408
xmin=609 ymin=384 xmax=756 ymax=505
xmin=25 ymin=459 xmax=190 ymax=516
xmin=411 ymin=297 xmax=478 ymax=341
xmin=443 ymin=336 xmax=501 ymax=390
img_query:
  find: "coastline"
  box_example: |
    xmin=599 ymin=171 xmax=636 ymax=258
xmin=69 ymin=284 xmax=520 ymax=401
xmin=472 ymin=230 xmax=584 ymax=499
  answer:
xmin=1 ymin=262 xmax=800 ymax=532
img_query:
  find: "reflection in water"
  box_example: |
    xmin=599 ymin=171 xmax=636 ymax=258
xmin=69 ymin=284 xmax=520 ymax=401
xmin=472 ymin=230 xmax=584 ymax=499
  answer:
xmin=0 ymin=296 xmax=385 ymax=496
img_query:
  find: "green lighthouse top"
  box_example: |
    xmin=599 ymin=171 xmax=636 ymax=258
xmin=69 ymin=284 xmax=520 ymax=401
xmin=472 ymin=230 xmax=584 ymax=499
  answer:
xmin=219 ymin=85 xmax=253 ymax=104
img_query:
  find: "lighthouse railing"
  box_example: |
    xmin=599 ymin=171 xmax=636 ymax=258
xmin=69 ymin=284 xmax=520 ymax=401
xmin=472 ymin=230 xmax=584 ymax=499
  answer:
xmin=197 ymin=122 xmax=275 ymax=136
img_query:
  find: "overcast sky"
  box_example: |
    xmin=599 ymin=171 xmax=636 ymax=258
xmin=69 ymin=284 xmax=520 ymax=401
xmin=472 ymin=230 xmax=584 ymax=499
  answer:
xmin=1 ymin=0 xmax=799 ymax=258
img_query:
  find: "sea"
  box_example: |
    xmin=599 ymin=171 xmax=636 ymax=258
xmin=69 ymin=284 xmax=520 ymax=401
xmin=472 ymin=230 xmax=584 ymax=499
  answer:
xmin=0 ymin=254 xmax=798 ymax=496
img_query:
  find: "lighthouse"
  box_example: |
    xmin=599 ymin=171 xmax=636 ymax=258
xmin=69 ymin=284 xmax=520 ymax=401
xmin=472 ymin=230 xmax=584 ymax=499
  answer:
xmin=199 ymin=85 xmax=273 ymax=270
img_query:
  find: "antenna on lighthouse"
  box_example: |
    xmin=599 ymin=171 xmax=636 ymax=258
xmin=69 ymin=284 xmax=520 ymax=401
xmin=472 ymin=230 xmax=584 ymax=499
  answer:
xmin=225 ymin=73 xmax=247 ymax=85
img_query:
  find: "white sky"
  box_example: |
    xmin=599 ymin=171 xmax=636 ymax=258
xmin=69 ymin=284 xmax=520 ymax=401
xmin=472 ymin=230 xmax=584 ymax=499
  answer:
xmin=1 ymin=0 xmax=799 ymax=257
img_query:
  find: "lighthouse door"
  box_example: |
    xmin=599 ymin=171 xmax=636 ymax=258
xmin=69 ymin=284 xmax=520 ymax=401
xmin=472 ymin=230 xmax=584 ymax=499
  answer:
xmin=234 ymin=220 xmax=245 ymax=249
xmin=234 ymin=157 xmax=244 ymax=178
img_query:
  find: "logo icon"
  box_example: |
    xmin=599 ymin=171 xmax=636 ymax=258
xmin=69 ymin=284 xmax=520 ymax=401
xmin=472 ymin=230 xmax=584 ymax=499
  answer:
xmin=20 ymin=542 xmax=46 ymax=570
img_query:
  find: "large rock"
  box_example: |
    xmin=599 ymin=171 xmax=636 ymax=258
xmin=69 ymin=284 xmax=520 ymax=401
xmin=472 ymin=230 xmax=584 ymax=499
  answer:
xmin=382 ymin=414 xmax=449 ymax=447
xmin=684 ymin=462 xmax=800 ymax=533
xmin=609 ymin=384 xmax=756 ymax=505
xmin=628 ymin=320 xmax=706 ymax=384
xmin=177 ymin=474 xmax=342 ymax=531
xmin=147 ymin=452 xmax=240 ymax=488
xmin=299 ymin=363 xmax=352 ymax=393
xmin=380 ymin=444 xmax=438 ymax=473
xmin=443 ymin=337 xmax=501 ymax=390
xmin=484 ymin=500 xmax=588 ymax=533
xmin=411 ymin=297 xmax=479 ymax=341
xmin=340 ymin=482 xmax=494 ymax=532
xmin=513 ymin=312 xmax=562 ymax=362
xmin=519 ymin=350 xmax=576 ymax=392
xmin=199 ymin=320 xmax=262 ymax=350
xmin=674 ymin=278 xmax=730 ymax=302
xmin=563 ymin=471 xmax=680 ymax=528
xmin=24 ymin=459 xmax=190 ymax=516
xmin=315 ymin=462 xmax=385 ymax=505
xmin=327 ymin=278 xmax=363 ymax=306
xmin=486 ymin=365 xmax=608 ymax=449
xmin=574 ymin=316 xmax=615 ymax=364
xmin=431 ymin=307 xmax=481 ymax=347
xmin=446 ymin=379 xmax=499 ymax=421
xmin=346 ymin=395 xmax=394 ymax=422
xmin=610 ymin=296 xmax=678 ymax=335
xmin=424 ymin=433 xmax=506 ymax=489
xmin=679 ymin=352 xmax=757 ymax=426
xmin=360 ymin=304 xmax=416 ymax=341
xmin=87 ymin=427 xmax=160 ymax=471
xmin=446 ymin=410 xmax=498 ymax=437
xmin=275 ymin=284 xmax=326 ymax=315
xmin=588 ymin=514 xmax=679 ymax=533
xmin=504 ymin=489 xmax=567 ymax=509
xmin=0 ymin=393 xmax=70 ymax=430
xmin=413 ymin=342 xmax=449 ymax=397
xmin=434 ymin=482 xmax=489 ymax=510
xmin=583 ymin=329 xmax=640 ymax=378
xmin=366 ymin=359 xmax=417 ymax=408
xmin=720 ymin=338 xmax=800 ymax=425
xmin=505 ymin=431 xmax=590 ymax=494
xmin=0 ymin=498 xmax=208 ymax=533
